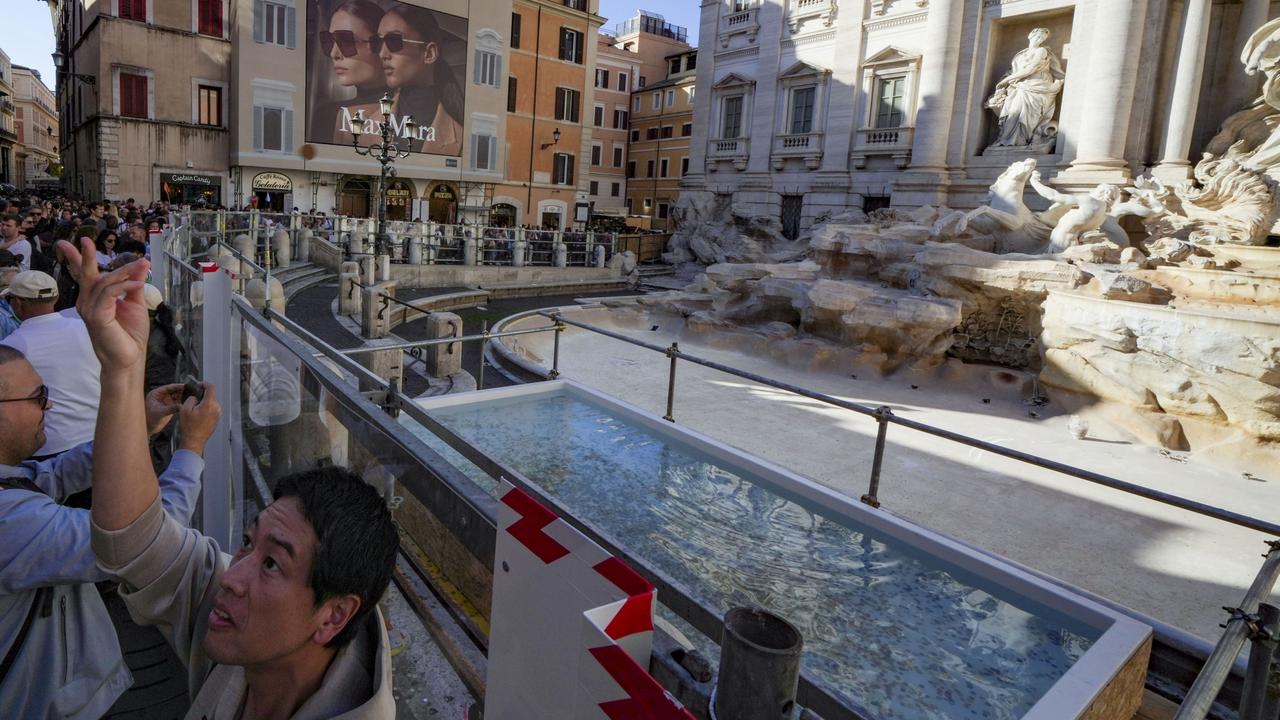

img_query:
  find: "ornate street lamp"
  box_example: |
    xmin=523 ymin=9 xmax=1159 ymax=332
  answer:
xmin=351 ymin=92 xmax=417 ymax=261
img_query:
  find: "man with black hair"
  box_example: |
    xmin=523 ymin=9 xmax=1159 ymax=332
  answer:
xmin=69 ymin=239 xmax=399 ymax=718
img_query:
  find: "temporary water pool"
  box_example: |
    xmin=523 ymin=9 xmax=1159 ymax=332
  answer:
xmin=405 ymin=380 xmax=1151 ymax=720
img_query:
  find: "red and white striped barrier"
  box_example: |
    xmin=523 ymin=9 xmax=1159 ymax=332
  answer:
xmin=485 ymin=480 xmax=695 ymax=719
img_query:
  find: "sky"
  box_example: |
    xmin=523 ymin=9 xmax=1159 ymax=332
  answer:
xmin=598 ymin=1 xmax=701 ymax=44
xmin=0 ymin=5 xmax=57 ymax=88
xmin=0 ymin=2 xmax=697 ymax=92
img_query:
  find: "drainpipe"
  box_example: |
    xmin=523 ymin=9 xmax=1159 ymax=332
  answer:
xmin=525 ymin=6 xmax=543 ymax=220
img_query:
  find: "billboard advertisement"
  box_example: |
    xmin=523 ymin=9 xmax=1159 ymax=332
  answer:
xmin=306 ymin=0 xmax=467 ymax=156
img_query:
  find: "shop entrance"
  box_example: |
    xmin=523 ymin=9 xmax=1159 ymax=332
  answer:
xmin=160 ymin=173 xmax=221 ymax=206
xmin=338 ymin=178 xmax=372 ymax=218
xmin=386 ymin=180 xmax=413 ymax=221
xmin=253 ymin=191 xmax=285 ymax=212
xmin=428 ymin=184 xmax=457 ymax=224
xmin=540 ymin=208 xmax=563 ymax=230
xmin=491 ymin=203 xmax=517 ymax=228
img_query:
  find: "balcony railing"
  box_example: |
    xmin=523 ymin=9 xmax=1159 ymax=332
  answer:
xmin=787 ymin=0 xmax=835 ymax=32
xmin=707 ymin=137 xmax=749 ymax=171
xmin=851 ymin=126 xmax=915 ymax=168
xmin=719 ymin=8 xmax=759 ymax=48
xmin=771 ymin=132 xmax=824 ymax=169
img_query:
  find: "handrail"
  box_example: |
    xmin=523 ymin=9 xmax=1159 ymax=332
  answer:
xmin=262 ymin=306 xmax=389 ymax=389
xmin=334 ymin=325 xmax=560 ymax=356
xmin=538 ymin=311 xmax=1280 ymax=538
xmin=212 ymin=238 xmax=269 ymax=277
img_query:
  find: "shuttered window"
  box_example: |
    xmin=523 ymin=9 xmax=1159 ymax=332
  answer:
xmin=474 ymin=50 xmax=500 ymax=87
xmin=253 ymin=0 xmax=295 ymax=48
xmin=471 ymin=134 xmax=497 ymax=170
xmin=552 ymin=153 xmax=575 ymax=185
xmin=198 ymin=0 xmax=223 ymax=36
xmin=558 ymin=28 xmax=583 ymax=64
xmin=554 ymin=87 xmax=580 ymax=123
xmin=118 ymin=0 xmax=146 ymax=21
xmin=507 ymin=77 xmax=518 ymax=113
xmin=510 ymin=13 xmax=521 ymax=48
xmin=253 ymin=105 xmax=293 ymax=152
xmin=119 ymin=72 xmax=148 ymax=118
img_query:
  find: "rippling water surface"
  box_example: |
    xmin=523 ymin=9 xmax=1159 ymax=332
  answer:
xmin=405 ymin=392 xmax=1098 ymax=720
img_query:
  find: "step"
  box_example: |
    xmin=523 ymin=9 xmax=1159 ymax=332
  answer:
xmin=636 ymin=264 xmax=676 ymax=276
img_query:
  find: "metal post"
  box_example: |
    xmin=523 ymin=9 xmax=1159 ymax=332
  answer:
xmin=1240 ymin=603 xmax=1280 ymax=720
xmin=714 ymin=607 xmax=803 ymax=720
xmin=478 ymin=320 xmax=489 ymax=390
xmin=549 ymin=318 xmax=564 ymax=379
xmin=861 ymin=406 xmax=893 ymax=508
xmin=664 ymin=342 xmax=678 ymax=422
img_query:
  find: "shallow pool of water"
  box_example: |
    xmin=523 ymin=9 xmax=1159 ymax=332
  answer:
xmin=404 ymin=391 xmax=1098 ymax=719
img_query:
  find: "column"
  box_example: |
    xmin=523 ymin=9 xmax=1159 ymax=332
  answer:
xmin=1226 ymin=0 xmax=1272 ymax=115
xmin=906 ymin=0 xmax=965 ymax=173
xmin=1063 ymin=0 xmax=1151 ymax=182
xmin=1153 ymin=0 xmax=1213 ymax=181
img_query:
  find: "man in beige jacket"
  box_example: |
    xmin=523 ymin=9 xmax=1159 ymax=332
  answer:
xmin=65 ymin=238 xmax=400 ymax=720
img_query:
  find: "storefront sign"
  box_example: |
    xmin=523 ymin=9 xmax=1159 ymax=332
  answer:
xmin=431 ymin=184 xmax=455 ymax=200
xmin=252 ymin=171 xmax=293 ymax=192
xmin=161 ymin=173 xmax=217 ymax=186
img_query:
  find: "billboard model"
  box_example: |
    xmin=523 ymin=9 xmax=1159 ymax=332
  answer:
xmin=306 ymin=0 xmax=467 ymax=156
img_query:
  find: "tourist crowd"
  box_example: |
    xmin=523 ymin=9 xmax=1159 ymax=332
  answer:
xmin=0 ymin=189 xmax=400 ymax=719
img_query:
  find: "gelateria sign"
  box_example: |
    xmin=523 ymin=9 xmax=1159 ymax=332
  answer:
xmin=252 ymin=172 xmax=293 ymax=192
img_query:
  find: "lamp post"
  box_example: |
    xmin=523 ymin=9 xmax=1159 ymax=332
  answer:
xmin=351 ymin=92 xmax=417 ymax=263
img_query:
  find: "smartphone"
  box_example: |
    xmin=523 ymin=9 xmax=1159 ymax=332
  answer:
xmin=182 ymin=376 xmax=205 ymax=404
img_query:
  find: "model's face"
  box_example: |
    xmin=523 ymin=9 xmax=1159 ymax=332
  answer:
xmin=203 ymin=497 xmax=354 ymax=666
xmin=378 ymin=12 xmax=436 ymax=90
xmin=327 ymin=10 xmax=382 ymax=89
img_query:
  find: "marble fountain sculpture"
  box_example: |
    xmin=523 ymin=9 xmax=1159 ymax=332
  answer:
xmin=650 ymin=21 xmax=1280 ymax=446
xmin=983 ymin=27 xmax=1065 ymax=156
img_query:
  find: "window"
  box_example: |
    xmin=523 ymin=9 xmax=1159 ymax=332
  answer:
xmin=613 ymin=109 xmax=628 ymax=128
xmin=589 ymin=180 xmax=599 ymax=195
xmin=254 ymin=0 xmax=295 ymax=48
xmin=507 ymin=77 xmax=518 ymax=112
xmin=471 ymin=133 xmax=497 ymax=170
xmin=197 ymin=0 xmax=223 ymax=36
xmin=660 ymin=125 xmax=673 ymax=139
xmin=553 ymin=153 xmax=575 ymax=184
xmin=686 ymin=54 xmax=696 ymax=71
xmin=639 ymin=75 xmax=647 ymax=88
xmin=630 ymin=128 xmax=640 ymax=142
xmin=658 ymin=202 xmax=669 ymax=219
xmin=618 ymin=73 xmax=628 ymax=92
xmin=643 ymin=197 xmax=651 ymax=209
xmin=632 ymin=96 xmax=641 ymax=112
xmin=721 ymin=95 xmax=743 ymax=138
xmin=611 ymin=182 xmax=620 ymax=197
xmin=511 ymin=12 xmax=521 ymax=48
xmin=558 ymin=28 xmax=584 ymax=63
xmin=790 ymin=86 xmax=815 ymax=134
xmin=660 ymin=158 xmax=669 ymax=177
xmin=595 ymin=69 xmax=610 ymax=88
xmin=591 ymin=144 xmax=602 ymax=165
xmin=626 ymin=161 xmax=635 ymax=178
xmin=554 ymin=87 xmax=580 ymax=122
xmin=875 ymin=76 xmax=905 ymax=129
xmin=593 ymin=105 xmax=604 ymax=127
xmin=254 ymin=106 xmax=292 ymax=151
xmin=625 ymin=198 xmax=633 ymax=212
xmin=666 ymin=89 xmax=675 ymax=107
xmin=652 ymin=92 xmax=660 ymax=110
xmin=646 ymin=127 xmax=659 ymax=140
xmin=645 ymin=159 xmax=654 ymax=177
xmin=197 ymin=84 xmax=222 ymax=126
xmin=669 ymin=58 xmax=681 ymax=75
xmin=612 ymin=146 xmax=623 ymax=166
xmin=118 ymin=0 xmax=146 ymax=21
xmin=474 ymin=50 xmax=501 ymax=87
xmin=119 ymin=72 xmax=148 ymax=118
xmin=688 ymin=86 xmax=696 ymax=102
xmin=681 ymin=157 xmax=689 ymax=176
xmin=733 ymin=0 xmax=757 ymax=10
xmin=681 ymin=122 xmax=692 ymax=137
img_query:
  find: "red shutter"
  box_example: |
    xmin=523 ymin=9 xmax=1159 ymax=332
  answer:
xmin=119 ymin=0 xmax=146 ymax=21
xmin=199 ymin=0 xmax=223 ymax=36
xmin=120 ymin=73 xmax=147 ymax=118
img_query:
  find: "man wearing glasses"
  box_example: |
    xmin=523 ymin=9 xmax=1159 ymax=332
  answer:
xmin=0 ymin=344 xmax=220 ymax=719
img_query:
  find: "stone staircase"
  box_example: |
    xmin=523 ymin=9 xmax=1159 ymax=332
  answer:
xmin=272 ymin=262 xmax=336 ymax=302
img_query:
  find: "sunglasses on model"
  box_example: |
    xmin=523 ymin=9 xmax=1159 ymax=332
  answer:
xmin=0 ymin=384 xmax=50 ymax=409
xmin=320 ymin=30 xmax=428 ymax=57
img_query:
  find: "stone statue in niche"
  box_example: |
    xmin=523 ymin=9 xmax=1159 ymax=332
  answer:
xmin=983 ymin=28 xmax=1065 ymax=154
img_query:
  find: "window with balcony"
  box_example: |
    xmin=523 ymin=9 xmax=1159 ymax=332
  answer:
xmin=874 ymin=76 xmax=905 ymax=129
xmin=553 ymin=152 xmax=575 ymax=184
xmin=733 ymin=0 xmax=757 ymax=11
xmin=558 ymin=28 xmax=584 ymax=64
xmin=721 ymin=95 xmax=743 ymax=138
xmin=254 ymin=0 xmax=295 ymax=48
xmin=853 ymin=46 xmax=921 ymax=168
xmin=789 ymin=86 xmax=815 ymax=134
xmin=554 ymin=87 xmax=580 ymax=122
xmin=197 ymin=0 xmax=223 ymax=36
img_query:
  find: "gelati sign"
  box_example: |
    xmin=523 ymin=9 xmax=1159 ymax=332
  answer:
xmin=252 ymin=171 xmax=293 ymax=192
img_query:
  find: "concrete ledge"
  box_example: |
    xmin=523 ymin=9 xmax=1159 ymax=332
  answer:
xmin=480 ymin=279 xmax=629 ymax=299
xmin=389 ymin=264 xmax=621 ymax=288
xmin=386 ymin=290 xmax=492 ymax=331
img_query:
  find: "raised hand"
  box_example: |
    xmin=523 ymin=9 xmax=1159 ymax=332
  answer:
xmin=58 ymin=238 xmax=151 ymax=371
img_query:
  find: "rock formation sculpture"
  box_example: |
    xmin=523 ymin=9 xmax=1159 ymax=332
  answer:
xmin=1205 ymin=17 xmax=1280 ymax=181
xmin=983 ymin=28 xmax=1065 ymax=154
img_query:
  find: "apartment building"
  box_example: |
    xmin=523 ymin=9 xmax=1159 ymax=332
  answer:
xmin=611 ymin=11 xmax=690 ymax=95
xmin=12 ymin=66 xmax=60 ymax=190
xmin=587 ymin=34 xmax=638 ymax=219
xmin=0 ymin=49 xmax=16 ymax=186
xmin=50 ymin=0 xmax=232 ymax=202
xmin=689 ymin=0 xmax=1268 ymax=238
xmin=625 ymin=48 xmax=695 ymax=229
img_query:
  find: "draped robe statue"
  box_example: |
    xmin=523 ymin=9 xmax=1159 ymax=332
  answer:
xmin=984 ymin=28 xmax=1065 ymax=153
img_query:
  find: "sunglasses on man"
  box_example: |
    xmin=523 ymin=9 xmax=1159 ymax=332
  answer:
xmin=0 ymin=384 xmax=50 ymax=409
xmin=320 ymin=30 xmax=428 ymax=58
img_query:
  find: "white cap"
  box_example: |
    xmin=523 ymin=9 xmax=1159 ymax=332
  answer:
xmin=143 ymin=283 xmax=163 ymax=311
xmin=1 ymin=271 xmax=58 ymax=300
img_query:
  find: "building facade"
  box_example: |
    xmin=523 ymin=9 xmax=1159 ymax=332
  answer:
xmin=12 ymin=66 xmax=61 ymax=190
xmin=625 ymin=48 xmax=695 ymax=229
xmin=0 ymin=49 xmax=17 ymax=186
xmin=588 ymin=33 xmax=639 ymax=219
xmin=687 ymin=0 xmax=1272 ymax=238
xmin=50 ymin=0 xmax=232 ymax=202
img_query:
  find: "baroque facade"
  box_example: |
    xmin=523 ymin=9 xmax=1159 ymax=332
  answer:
xmin=685 ymin=0 xmax=1272 ymax=238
